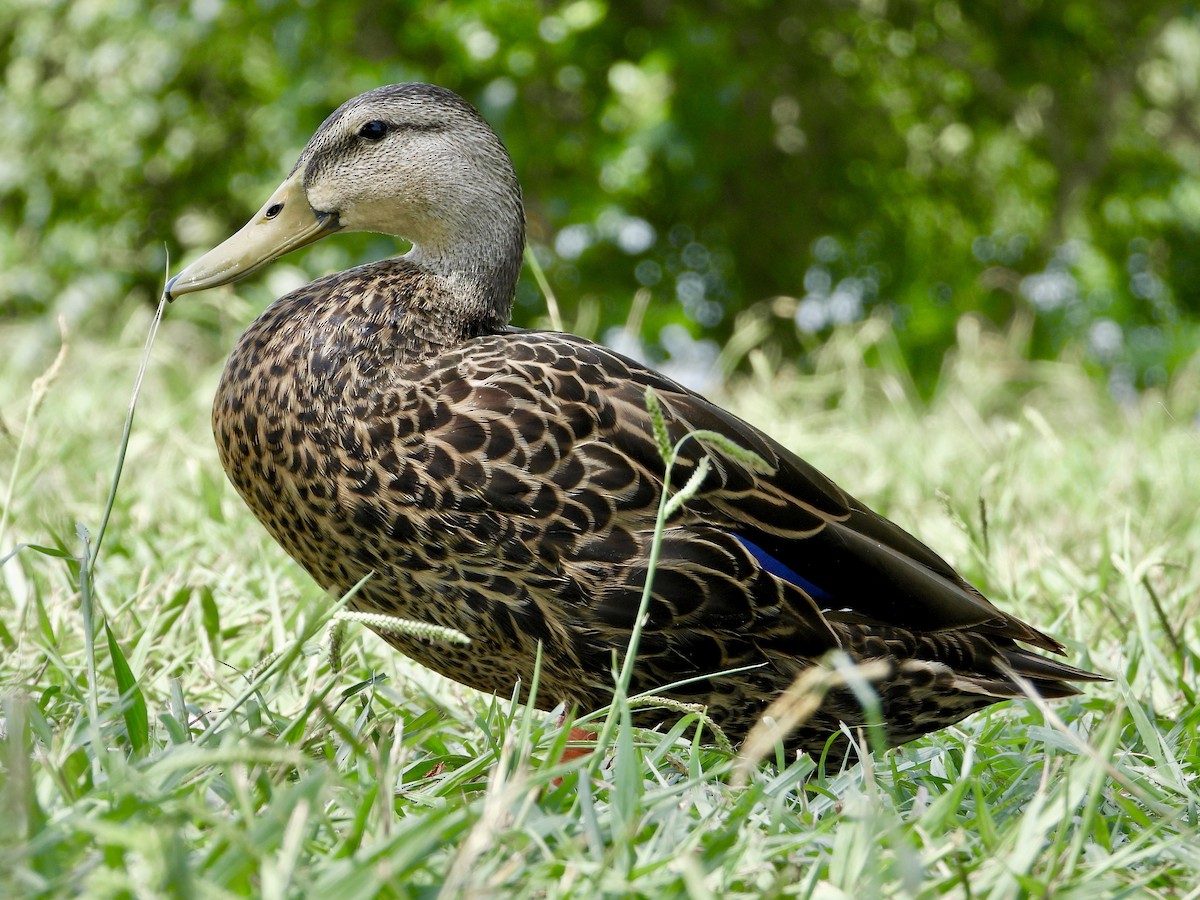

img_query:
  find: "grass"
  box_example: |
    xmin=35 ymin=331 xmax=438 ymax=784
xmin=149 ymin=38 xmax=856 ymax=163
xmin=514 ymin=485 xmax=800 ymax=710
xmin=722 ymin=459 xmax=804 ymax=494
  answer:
xmin=2 ymin=303 xmax=1199 ymax=898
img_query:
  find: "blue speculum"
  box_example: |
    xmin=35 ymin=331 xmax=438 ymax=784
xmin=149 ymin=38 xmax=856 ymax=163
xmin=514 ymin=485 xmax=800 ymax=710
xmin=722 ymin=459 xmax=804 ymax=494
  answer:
xmin=733 ymin=533 xmax=833 ymax=605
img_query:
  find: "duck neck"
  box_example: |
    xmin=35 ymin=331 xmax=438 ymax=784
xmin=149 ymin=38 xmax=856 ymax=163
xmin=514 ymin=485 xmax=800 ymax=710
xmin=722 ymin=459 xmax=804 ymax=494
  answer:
xmin=403 ymin=199 xmax=525 ymax=337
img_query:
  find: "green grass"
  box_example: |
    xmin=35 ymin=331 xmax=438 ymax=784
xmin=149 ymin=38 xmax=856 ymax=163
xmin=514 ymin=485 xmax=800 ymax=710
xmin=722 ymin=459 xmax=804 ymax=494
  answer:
xmin=2 ymin=306 xmax=1199 ymax=898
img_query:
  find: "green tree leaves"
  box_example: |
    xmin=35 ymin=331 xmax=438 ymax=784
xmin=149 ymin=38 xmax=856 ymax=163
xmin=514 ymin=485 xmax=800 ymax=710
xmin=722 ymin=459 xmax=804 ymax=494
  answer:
xmin=3 ymin=1 xmax=1195 ymax=386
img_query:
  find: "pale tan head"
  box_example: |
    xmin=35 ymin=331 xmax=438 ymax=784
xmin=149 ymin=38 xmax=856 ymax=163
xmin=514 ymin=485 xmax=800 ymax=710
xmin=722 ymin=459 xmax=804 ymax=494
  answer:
xmin=166 ymin=83 xmax=525 ymax=301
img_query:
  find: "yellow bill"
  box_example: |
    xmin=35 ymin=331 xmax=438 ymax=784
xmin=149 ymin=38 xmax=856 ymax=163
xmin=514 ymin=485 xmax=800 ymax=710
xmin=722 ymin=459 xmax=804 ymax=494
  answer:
xmin=165 ymin=169 xmax=340 ymax=300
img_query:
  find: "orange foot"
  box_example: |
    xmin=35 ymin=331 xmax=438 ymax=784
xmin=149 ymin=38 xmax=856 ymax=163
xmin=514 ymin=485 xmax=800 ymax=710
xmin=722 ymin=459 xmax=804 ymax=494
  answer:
xmin=551 ymin=724 xmax=596 ymax=787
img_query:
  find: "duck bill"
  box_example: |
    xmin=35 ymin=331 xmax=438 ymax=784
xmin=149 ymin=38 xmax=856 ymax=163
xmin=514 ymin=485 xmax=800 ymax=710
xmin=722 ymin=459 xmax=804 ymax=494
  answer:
xmin=165 ymin=169 xmax=340 ymax=300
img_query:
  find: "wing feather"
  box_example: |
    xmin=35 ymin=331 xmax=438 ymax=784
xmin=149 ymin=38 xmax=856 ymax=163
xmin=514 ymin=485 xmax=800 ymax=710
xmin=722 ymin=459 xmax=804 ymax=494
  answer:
xmin=403 ymin=330 xmax=1065 ymax=655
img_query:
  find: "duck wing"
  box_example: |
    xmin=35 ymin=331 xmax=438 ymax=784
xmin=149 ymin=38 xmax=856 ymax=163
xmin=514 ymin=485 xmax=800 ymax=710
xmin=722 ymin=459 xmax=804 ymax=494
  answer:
xmin=404 ymin=328 xmax=1072 ymax=658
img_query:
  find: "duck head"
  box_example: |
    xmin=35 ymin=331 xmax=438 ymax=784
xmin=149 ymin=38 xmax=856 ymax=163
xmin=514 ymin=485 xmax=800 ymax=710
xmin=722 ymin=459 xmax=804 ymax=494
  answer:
xmin=165 ymin=83 xmax=525 ymax=304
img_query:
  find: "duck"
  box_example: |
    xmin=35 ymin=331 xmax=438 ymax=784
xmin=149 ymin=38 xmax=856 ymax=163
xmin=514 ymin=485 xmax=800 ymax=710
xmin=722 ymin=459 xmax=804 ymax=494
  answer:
xmin=166 ymin=83 xmax=1102 ymax=754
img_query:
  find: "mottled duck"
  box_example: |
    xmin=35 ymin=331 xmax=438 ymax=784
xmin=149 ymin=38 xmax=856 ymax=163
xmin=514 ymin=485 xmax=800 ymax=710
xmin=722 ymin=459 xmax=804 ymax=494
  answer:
xmin=166 ymin=83 xmax=1102 ymax=754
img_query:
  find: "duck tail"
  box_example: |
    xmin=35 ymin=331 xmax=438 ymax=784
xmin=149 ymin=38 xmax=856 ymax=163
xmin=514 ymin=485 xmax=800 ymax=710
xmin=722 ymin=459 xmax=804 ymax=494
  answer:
xmin=956 ymin=646 xmax=1108 ymax=700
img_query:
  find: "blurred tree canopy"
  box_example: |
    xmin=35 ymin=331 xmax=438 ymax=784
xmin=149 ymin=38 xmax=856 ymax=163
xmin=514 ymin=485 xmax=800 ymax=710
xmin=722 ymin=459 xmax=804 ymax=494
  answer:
xmin=2 ymin=0 xmax=1198 ymax=392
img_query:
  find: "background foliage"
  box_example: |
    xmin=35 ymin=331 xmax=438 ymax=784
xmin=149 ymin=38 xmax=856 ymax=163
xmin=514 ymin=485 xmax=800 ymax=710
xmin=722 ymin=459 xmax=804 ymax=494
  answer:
xmin=3 ymin=0 xmax=1199 ymax=390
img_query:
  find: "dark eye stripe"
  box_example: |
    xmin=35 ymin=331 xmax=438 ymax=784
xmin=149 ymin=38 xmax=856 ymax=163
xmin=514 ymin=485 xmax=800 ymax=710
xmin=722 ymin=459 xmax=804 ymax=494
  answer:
xmin=396 ymin=121 xmax=446 ymax=133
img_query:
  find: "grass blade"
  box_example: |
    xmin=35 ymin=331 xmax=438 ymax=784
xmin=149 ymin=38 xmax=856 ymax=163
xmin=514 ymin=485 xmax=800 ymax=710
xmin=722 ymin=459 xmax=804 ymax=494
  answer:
xmin=104 ymin=620 xmax=150 ymax=754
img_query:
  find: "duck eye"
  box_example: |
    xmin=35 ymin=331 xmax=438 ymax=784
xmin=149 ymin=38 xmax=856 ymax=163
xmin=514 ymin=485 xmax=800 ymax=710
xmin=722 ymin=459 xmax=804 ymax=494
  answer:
xmin=265 ymin=203 xmax=283 ymax=219
xmin=358 ymin=120 xmax=390 ymax=141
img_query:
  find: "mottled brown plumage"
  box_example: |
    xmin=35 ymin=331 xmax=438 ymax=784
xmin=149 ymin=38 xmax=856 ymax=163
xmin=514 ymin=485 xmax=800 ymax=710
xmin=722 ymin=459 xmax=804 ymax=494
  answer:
xmin=168 ymin=83 xmax=1103 ymax=754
